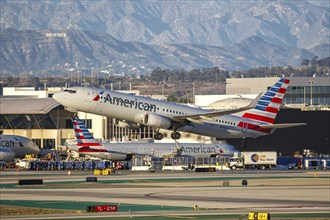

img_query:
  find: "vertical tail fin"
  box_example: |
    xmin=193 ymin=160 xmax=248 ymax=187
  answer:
xmin=72 ymin=117 xmax=102 ymax=147
xmin=241 ymin=78 xmax=290 ymax=124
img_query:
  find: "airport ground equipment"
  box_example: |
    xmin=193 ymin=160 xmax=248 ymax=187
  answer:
xmin=16 ymin=160 xmax=112 ymax=171
xmin=304 ymin=158 xmax=320 ymax=169
xmin=132 ymin=156 xmax=231 ymax=171
xmin=0 ymin=161 xmax=8 ymax=170
xmin=228 ymin=151 xmax=277 ymax=170
xmin=248 ymin=212 xmax=270 ymax=220
xmin=321 ymin=159 xmax=330 ymax=169
xmin=15 ymin=159 xmax=31 ymax=170
xmin=195 ymin=167 xmax=216 ymax=172
xmin=94 ymin=168 xmax=114 ymax=175
xmin=304 ymin=158 xmax=329 ymax=169
xmin=18 ymin=179 xmax=43 ymax=185
xmin=86 ymin=177 xmax=97 ymax=182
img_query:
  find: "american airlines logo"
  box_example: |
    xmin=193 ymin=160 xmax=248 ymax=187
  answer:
xmin=182 ymin=146 xmax=216 ymax=154
xmin=93 ymin=90 xmax=104 ymax=101
xmin=98 ymin=92 xmax=157 ymax=113
xmin=0 ymin=137 xmax=22 ymax=148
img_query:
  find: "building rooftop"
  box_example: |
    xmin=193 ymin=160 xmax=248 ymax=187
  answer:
xmin=207 ymin=97 xmax=253 ymax=110
xmin=0 ymin=98 xmax=60 ymax=114
xmin=288 ymin=77 xmax=330 ymax=87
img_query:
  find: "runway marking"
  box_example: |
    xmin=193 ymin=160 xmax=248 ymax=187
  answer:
xmin=164 ymin=216 xmax=195 ymax=219
xmin=37 ymin=201 xmax=66 ymax=204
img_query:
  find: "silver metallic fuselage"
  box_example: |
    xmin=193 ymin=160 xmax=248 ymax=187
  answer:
xmin=68 ymin=141 xmax=239 ymax=160
xmin=0 ymin=135 xmax=40 ymax=162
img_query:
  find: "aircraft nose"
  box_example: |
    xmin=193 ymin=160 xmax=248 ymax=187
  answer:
xmin=52 ymin=93 xmax=60 ymax=102
xmin=53 ymin=92 xmax=65 ymax=104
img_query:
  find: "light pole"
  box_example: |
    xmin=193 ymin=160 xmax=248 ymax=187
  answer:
xmin=303 ymin=86 xmax=306 ymax=106
xmin=162 ymin=82 xmax=164 ymax=99
xmin=308 ymin=81 xmax=315 ymax=106
xmin=192 ymin=82 xmax=196 ymax=105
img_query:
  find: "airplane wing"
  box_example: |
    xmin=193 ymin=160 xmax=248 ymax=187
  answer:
xmin=171 ymin=93 xmax=262 ymax=123
xmin=259 ymin=123 xmax=307 ymax=129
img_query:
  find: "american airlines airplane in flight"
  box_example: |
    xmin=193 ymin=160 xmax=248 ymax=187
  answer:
xmin=53 ymin=78 xmax=305 ymax=140
xmin=0 ymin=135 xmax=40 ymax=162
xmin=68 ymin=117 xmax=239 ymax=160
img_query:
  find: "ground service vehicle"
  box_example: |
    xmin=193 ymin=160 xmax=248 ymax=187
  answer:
xmin=229 ymin=151 xmax=277 ymax=170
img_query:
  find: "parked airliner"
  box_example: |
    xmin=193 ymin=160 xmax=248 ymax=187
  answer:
xmin=0 ymin=135 xmax=40 ymax=162
xmin=53 ymin=78 xmax=305 ymax=140
xmin=68 ymin=117 xmax=239 ymax=160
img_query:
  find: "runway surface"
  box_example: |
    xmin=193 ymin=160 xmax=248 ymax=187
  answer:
xmin=0 ymin=169 xmax=329 ymax=219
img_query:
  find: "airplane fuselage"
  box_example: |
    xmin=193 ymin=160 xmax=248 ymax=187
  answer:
xmin=0 ymin=135 xmax=40 ymax=162
xmin=68 ymin=141 xmax=238 ymax=160
xmin=54 ymin=87 xmax=272 ymax=139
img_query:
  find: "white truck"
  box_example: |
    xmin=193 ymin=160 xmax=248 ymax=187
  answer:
xmin=15 ymin=159 xmax=31 ymax=170
xmin=228 ymin=151 xmax=277 ymax=170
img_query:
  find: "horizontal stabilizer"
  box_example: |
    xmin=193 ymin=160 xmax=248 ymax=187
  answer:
xmin=259 ymin=123 xmax=306 ymax=129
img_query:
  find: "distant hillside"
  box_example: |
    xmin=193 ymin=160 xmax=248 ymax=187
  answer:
xmin=0 ymin=29 xmax=324 ymax=76
xmin=1 ymin=0 xmax=329 ymax=76
xmin=1 ymin=0 xmax=329 ymax=49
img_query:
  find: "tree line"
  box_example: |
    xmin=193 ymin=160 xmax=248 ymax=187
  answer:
xmin=150 ymin=67 xmax=230 ymax=83
xmin=150 ymin=56 xmax=329 ymax=81
xmin=1 ymin=57 xmax=329 ymax=88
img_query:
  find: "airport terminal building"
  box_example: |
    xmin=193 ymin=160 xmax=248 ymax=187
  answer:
xmin=0 ymin=77 xmax=329 ymax=156
xmin=196 ymin=77 xmax=330 ymax=108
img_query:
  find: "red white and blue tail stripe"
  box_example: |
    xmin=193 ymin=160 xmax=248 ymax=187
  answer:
xmin=72 ymin=117 xmax=102 ymax=147
xmin=71 ymin=117 xmax=123 ymax=157
xmin=241 ymin=78 xmax=289 ymax=124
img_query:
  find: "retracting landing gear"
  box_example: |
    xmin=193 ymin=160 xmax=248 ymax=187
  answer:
xmin=153 ymin=130 xmax=181 ymax=140
xmin=171 ymin=131 xmax=181 ymax=140
xmin=154 ymin=132 xmax=164 ymax=140
xmin=174 ymin=138 xmax=183 ymax=155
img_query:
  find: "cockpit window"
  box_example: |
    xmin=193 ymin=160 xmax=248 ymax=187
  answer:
xmin=63 ymin=89 xmax=76 ymax=93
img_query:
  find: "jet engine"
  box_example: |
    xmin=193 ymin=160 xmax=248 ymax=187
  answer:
xmin=114 ymin=119 xmax=140 ymax=130
xmin=0 ymin=147 xmax=15 ymax=163
xmin=96 ymin=152 xmax=128 ymax=161
xmin=143 ymin=114 xmax=172 ymax=129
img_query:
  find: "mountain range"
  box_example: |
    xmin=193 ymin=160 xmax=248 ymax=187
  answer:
xmin=0 ymin=0 xmax=329 ymax=76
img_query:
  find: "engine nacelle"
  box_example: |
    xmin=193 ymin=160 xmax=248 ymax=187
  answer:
xmin=114 ymin=119 xmax=140 ymax=130
xmin=0 ymin=147 xmax=15 ymax=163
xmin=143 ymin=114 xmax=172 ymax=129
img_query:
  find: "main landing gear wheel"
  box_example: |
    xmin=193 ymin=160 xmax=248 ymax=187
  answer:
xmin=154 ymin=132 xmax=164 ymax=140
xmin=171 ymin=131 xmax=181 ymax=140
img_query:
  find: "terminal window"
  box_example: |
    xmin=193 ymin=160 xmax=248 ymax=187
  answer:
xmin=81 ymin=119 xmax=92 ymax=129
xmin=32 ymin=139 xmax=41 ymax=148
xmin=43 ymin=139 xmax=55 ymax=149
